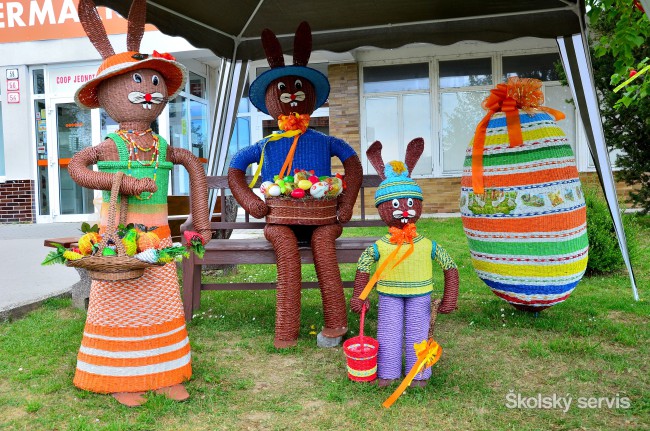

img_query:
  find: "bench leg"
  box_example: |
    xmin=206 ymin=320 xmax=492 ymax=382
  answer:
xmin=71 ymin=268 xmax=91 ymax=310
xmin=182 ymin=256 xmax=197 ymax=321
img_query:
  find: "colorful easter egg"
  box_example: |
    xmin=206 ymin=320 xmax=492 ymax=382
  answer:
xmin=268 ymin=184 xmax=282 ymax=197
xmin=260 ymin=181 xmax=274 ymax=196
xmin=460 ymin=109 xmax=588 ymax=312
xmin=308 ymin=175 xmax=320 ymax=184
xmin=309 ymin=181 xmax=329 ymax=199
xmin=291 ymin=188 xmax=306 ymax=199
xmin=298 ymin=179 xmax=313 ymax=190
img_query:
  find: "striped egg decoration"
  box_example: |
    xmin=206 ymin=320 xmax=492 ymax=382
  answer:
xmin=460 ymin=110 xmax=588 ymax=311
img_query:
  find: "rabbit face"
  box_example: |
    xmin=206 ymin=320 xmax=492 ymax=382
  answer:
xmin=377 ymin=198 xmax=422 ymax=228
xmin=97 ymin=68 xmax=168 ymax=123
xmin=265 ymin=76 xmax=317 ymax=119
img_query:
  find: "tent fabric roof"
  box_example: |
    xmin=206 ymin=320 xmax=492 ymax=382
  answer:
xmin=92 ymin=0 xmax=584 ymax=60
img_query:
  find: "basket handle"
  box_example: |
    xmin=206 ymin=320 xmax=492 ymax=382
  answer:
xmin=359 ymin=303 xmax=367 ymax=352
xmin=96 ymin=172 xmax=129 ymax=257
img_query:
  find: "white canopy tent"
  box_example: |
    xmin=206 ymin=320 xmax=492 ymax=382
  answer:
xmin=93 ymin=0 xmax=639 ymax=299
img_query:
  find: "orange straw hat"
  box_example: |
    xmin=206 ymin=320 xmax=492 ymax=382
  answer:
xmin=74 ymin=0 xmax=186 ymax=109
xmin=75 ymin=51 xmax=187 ymax=109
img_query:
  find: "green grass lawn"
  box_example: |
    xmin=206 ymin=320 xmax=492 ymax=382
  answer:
xmin=1 ymin=217 xmax=648 ymax=430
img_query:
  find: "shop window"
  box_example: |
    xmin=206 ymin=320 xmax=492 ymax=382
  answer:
xmin=32 ymin=69 xmax=45 ymax=95
xmin=169 ymin=72 xmax=209 ymax=195
xmin=362 ymin=63 xmax=432 ymax=176
xmin=225 ymin=81 xmax=252 ymax=174
xmin=363 ymin=63 xmax=429 ymax=93
xmin=34 ymin=99 xmax=48 ymax=215
xmin=502 ymin=53 xmax=561 ymax=82
xmin=439 ymin=58 xmax=492 ymax=174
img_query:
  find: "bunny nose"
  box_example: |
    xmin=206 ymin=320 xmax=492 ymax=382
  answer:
xmin=144 ymin=93 xmax=152 ymax=102
xmin=290 ymin=94 xmax=296 ymax=101
xmin=402 ymin=210 xmax=409 ymax=217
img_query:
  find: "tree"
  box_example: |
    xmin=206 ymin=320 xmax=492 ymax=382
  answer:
xmin=586 ymin=0 xmax=650 ymax=212
xmin=588 ymin=0 xmax=650 ymax=108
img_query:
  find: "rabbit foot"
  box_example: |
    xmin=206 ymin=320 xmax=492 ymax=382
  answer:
xmin=154 ymin=384 xmax=190 ymax=401
xmin=274 ymin=337 xmax=298 ymax=349
xmin=409 ymin=379 xmax=429 ymax=388
xmin=112 ymin=391 xmax=146 ymax=407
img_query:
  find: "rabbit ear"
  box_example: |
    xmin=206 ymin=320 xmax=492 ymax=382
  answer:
xmin=405 ymin=138 xmax=424 ymax=177
xmin=262 ymin=28 xmax=285 ymax=68
xmin=77 ymin=0 xmax=115 ymax=59
xmin=293 ymin=21 xmax=312 ymax=66
xmin=126 ymin=0 xmax=146 ymax=52
xmin=366 ymin=141 xmax=386 ymax=180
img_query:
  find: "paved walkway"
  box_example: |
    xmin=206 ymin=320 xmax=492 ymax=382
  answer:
xmin=0 ymin=222 xmax=81 ymax=319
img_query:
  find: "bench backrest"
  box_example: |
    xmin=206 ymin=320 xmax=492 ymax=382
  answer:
xmin=207 ymin=175 xmax=385 ymax=231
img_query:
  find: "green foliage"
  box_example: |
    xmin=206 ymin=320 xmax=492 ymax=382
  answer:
xmin=40 ymin=243 xmax=66 ymax=266
xmin=587 ymin=0 xmax=650 ymax=108
xmin=585 ymin=189 xmax=639 ymax=274
xmin=585 ymin=0 xmax=650 ymax=213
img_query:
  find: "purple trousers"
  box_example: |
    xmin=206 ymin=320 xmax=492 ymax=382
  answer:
xmin=377 ymin=294 xmax=431 ymax=381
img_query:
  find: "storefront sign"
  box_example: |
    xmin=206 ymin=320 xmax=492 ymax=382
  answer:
xmin=48 ymin=64 xmax=98 ymax=97
xmin=0 ymin=0 xmax=156 ymax=43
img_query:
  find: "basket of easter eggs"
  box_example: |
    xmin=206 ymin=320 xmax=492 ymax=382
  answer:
xmin=43 ymin=172 xmax=191 ymax=281
xmin=261 ymin=169 xmax=344 ymax=226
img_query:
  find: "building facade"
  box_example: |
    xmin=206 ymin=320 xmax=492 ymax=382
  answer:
xmin=0 ymin=1 xmax=632 ymax=223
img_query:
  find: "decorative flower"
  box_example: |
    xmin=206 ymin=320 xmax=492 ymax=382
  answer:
xmin=183 ymin=231 xmax=206 ymax=259
xmin=152 ymin=50 xmax=176 ymax=61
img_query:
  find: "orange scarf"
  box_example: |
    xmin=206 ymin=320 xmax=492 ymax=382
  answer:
xmin=358 ymin=223 xmax=418 ymax=301
xmin=471 ymin=77 xmax=565 ymax=194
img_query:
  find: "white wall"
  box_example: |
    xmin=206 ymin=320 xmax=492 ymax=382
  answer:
xmin=0 ymin=65 xmax=32 ymax=181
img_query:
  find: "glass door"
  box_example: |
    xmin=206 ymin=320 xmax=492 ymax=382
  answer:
xmin=42 ymin=99 xmax=96 ymax=222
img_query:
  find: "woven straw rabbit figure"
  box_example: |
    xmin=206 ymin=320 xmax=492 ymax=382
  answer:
xmin=67 ymin=0 xmax=211 ymax=407
xmin=228 ymin=22 xmax=363 ymax=349
xmin=350 ymin=138 xmax=459 ymax=387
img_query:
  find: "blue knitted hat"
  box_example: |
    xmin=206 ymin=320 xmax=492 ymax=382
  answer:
xmin=374 ymin=161 xmax=423 ymax=207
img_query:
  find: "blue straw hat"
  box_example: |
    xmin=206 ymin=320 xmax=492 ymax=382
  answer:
xmin=374 ymin=161 xmax=423 ymax=207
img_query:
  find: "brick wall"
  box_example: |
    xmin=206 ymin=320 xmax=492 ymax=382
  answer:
xmin=0 ymin=180 xmax=35 ymax=223
xmin=328 ymin=63 xmax=360 ymax=173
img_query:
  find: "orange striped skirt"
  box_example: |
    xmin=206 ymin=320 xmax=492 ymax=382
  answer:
xmin=73 ymin=238 xmax=191 ymax=393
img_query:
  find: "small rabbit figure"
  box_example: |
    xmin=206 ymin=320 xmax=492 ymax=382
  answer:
xmin=66 ymin=0 xmax=211 ymax=406
xmin=350 ymin=138 xmax=459 ymax=387
xmin=228 ymin=22 xmax=363 ymax=348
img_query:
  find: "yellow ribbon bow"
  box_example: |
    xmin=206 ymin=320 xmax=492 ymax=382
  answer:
xmin=248 ymin=113 xmax=310 ymax=188
xmin=382 ymin=338 xmax=442 ymax=408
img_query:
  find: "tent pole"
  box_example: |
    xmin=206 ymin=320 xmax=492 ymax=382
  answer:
xmin=557 ymin=34 xmax=639 ymax=301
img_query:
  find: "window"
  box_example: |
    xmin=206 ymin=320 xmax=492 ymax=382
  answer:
xmin=169 ymin=72 xmax=209 ymax=195
xmin=0 ymin=102 xmax=4 ymax=178
xmin=225 ymin=82 xmax=252 ymax=175
xmin=360 ymin=51 xmax=584 ymax=177
xmin=439 ymin=58 xmax=492 ymax=174
xmin=362 ymin=63 xmax=432 ymax=176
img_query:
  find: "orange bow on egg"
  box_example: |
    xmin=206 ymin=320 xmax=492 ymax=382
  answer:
xmin=471 ymin=77 xmax=565 ymax=194
xmin=152 ymin=50 xmax=176 ymax=61
xmin=358 ymin=223 xmax=417 ymax=301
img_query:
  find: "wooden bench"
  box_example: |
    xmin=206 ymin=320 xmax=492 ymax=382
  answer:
xmin=180 ymin=175 xmax=384 ymax=322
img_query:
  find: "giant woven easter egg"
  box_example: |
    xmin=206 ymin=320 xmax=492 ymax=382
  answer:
xmin=460 ymin=82 xmax=588 ymax=312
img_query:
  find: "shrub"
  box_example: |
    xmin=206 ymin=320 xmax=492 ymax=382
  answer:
xmin=584 ymin=188 xmax=639 ymax=275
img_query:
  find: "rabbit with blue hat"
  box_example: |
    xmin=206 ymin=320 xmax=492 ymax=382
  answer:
xmin=228 ymin=22 xmax=363 ymax=349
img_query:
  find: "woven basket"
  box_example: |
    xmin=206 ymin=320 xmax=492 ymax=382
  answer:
xmin=265 ymin=196 xmax=337 ymax=225
xmin=67 ymin=171 xmax=162 ymax=281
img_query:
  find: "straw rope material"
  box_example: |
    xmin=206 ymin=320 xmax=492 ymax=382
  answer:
xmin=265 ymin=196 xmax=338 ymax=225
xmin=67 ymin=172 xmax=161 ymax=281
xmin=460 ymin=107 xmax=588 ymax=311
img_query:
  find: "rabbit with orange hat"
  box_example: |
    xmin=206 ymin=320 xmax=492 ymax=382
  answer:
xmin=228 ymin=22 xmax=363 ymax=349
xmin=67 ymin=0 xmax=211 ymax=406
xmin=350 ymin=138 xmax=459 ymax=387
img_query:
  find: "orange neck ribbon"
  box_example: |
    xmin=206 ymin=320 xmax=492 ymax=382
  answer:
xmin=471 ymin=77 xmax=565 ymax=195
xmin=383 ymin=338 xmax=442 ymax=408
xmin=358 ymin=223 xmax=417 ymax=301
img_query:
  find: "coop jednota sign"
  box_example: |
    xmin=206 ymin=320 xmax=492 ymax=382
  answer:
xmin=0 ymin=0 xmax=155 ymax=43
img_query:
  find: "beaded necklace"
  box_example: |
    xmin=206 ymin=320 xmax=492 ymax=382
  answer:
xmin=116 ymin=128 xmax=160 ymax=200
